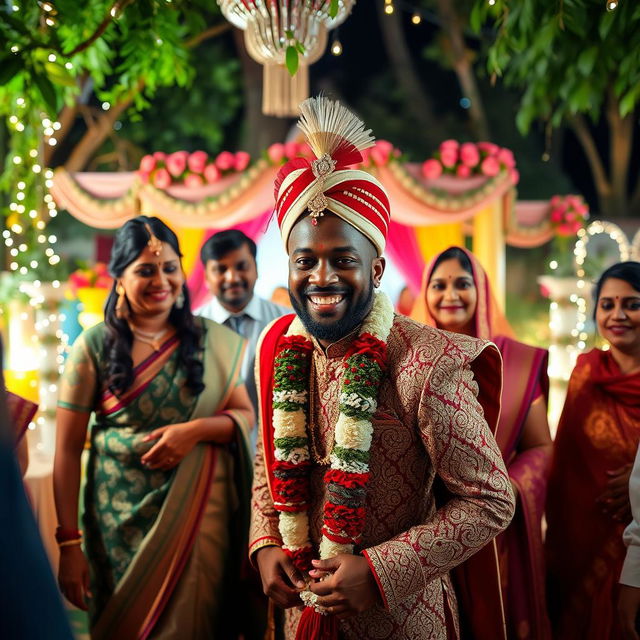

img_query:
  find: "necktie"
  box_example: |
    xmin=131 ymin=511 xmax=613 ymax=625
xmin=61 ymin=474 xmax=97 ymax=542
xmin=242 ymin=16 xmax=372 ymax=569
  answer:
xmin=226 ymin=314 xmax=246 ymax=336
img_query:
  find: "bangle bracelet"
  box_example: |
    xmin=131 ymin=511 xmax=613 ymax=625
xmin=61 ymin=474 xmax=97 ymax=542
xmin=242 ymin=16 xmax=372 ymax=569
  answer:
xmin=58 ymin=538 xmax=82 ymax=548
xmin=55 ymin=526 xmax=83 ymax=543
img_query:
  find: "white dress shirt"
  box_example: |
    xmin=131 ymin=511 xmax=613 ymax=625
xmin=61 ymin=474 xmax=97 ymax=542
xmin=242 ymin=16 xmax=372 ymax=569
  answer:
xmin=195 ymin=295 xmax=290 ymax=453
xmin=621 ymin=444 xmax=640 ymax=587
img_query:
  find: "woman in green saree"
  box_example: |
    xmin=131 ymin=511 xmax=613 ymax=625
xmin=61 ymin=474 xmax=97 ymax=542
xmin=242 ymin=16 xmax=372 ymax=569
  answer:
xmin=53 ymin=216 xmax=254 ymax=639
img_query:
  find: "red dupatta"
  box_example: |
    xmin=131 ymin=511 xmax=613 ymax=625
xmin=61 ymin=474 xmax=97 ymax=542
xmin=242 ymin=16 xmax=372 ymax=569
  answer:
xmin=412 ymin=246 xmax=552 ymax=639
xmin=546 ymin=349 xmax=640 ymax=639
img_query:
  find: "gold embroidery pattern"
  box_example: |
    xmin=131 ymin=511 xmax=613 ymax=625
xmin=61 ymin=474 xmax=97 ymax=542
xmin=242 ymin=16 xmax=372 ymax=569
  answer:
xmin=252 ymin=315 xmax=513 ymax=639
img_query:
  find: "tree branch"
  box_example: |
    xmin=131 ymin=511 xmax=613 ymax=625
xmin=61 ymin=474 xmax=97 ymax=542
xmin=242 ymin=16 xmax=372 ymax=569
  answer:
xmin=64 ymin=1 xmax=134 ymax=57
xmin=435 ymin=0 xmax=490 ymax=140
xmin=185 ymin=23 xmax=231 ymax=49
xmin=62 ymin=21 xmax=230 ymax=172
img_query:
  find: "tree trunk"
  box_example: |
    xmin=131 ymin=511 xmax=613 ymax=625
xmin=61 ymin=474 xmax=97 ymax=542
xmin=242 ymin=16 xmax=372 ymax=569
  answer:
xmin=607 ymin=93 xmax=634 ymax=217
xmin=64 ymin=98 xmax=134 ymax=172
xmin=434 ymin=0 xmax=490 ymax=140
xmin=570 ymin=114 xmax=612 ymax=216
xmin=376 ymin=0 xmax=439 ymax=148
xmin=233 ymin=30 xmax=292 ymax=155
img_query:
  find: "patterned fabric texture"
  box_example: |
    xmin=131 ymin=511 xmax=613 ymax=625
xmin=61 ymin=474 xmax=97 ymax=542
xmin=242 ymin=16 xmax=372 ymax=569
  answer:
xmin=251 ymin=314 xmax=515 ymax=639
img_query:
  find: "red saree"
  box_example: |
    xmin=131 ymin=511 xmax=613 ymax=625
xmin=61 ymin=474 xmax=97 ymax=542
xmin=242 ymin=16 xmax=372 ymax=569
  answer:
xmin=413 ymin=246 xmax=553 ymax=639
xmin=546 ymin=349 xmax=640 ymax=639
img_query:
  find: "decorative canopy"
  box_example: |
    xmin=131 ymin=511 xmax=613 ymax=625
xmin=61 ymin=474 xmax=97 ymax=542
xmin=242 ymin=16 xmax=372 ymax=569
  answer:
xmin=217 ymin=0 xmax=355 ymax=116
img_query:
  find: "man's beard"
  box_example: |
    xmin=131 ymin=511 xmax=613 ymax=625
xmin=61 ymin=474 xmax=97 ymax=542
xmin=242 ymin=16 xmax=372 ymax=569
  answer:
xmin=290 ymin=280 xmax=374 ymax=343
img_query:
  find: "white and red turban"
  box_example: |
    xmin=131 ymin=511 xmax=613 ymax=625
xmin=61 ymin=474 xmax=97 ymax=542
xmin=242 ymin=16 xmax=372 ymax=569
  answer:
xmin=274 ymin=97 xmax=391 ymax=256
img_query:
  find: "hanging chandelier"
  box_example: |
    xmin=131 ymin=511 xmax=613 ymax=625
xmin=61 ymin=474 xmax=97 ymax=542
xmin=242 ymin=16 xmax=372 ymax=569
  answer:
xmin=217 ymin=1 xmax=356 ymax=117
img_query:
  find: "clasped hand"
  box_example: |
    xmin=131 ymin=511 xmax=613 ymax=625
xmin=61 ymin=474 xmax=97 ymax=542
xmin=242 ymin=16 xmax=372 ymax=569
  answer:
xmin=597 ymin=463 xmax=633 ymax=522
xmin=256 ymin=547 xmax=381 ymax=620
xmin=140 ymin=422 xmax=197 ymax=470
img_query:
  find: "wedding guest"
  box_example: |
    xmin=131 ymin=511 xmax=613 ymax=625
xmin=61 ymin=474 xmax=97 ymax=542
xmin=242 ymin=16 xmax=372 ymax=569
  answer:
xmin=196 ymin=230 xmax=288 ymax=449
xmin=413 ymin=246 xmax=553 ymax=639
xmin=54 ymin=216 xmax=254 ymax=639
xmin=546 ymin=261 xmax=640 ymax=639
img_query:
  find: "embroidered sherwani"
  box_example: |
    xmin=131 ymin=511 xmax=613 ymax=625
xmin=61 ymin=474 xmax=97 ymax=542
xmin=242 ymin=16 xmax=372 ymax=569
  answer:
xmin=251 ymin=314 xmax=515 ymax=639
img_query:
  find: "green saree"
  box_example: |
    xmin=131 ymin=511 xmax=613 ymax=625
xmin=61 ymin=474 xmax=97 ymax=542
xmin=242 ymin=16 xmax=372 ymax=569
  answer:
xmin=58 ymin=317 xmax=252 ymax=639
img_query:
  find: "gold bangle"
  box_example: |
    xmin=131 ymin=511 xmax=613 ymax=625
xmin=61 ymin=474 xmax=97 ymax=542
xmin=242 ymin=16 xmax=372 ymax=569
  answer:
xmin=58 ymin=538 xmax=82 ymax=548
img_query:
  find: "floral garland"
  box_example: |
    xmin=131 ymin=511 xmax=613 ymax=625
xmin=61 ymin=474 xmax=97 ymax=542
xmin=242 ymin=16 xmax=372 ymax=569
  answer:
xmin=272 ymin=292 xmax=395 ymax=578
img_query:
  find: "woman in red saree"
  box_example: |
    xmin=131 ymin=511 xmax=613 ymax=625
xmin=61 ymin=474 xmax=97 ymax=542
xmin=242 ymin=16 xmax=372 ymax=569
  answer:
xmin=546 ymin=261 xmax=640 ymax=640
xmin=54 ymin=217 xmax=254 ymax=639
xmin=412 ymin=246 xmax=553 ymax=640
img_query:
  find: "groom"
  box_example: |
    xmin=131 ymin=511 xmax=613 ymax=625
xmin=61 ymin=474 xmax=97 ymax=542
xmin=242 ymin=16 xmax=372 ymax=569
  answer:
xmin=250 ymin=97 xmax=515 ymax=639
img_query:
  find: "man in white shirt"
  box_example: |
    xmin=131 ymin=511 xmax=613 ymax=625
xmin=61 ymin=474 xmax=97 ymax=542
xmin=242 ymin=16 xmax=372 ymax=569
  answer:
xmin=619 ymin=444 xmax=640 ymax=640
xmin=195 ymin=230 xmax=289 ymax=452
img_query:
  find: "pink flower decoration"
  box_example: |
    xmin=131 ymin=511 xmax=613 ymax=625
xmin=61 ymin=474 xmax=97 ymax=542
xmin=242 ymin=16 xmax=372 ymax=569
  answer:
xmin=557 ymin=223 xmax=573 ymax=237
xmin=550 ymin=195 xmax=561 ymax=208
xmin=510 ymin=168 xmax=520 ymax=185
xmin=370 ymin=147 xmax=386 ymax=166
xmin=575 ymin=203 xmax=589 ymax=218
xmin=136 ymin=170 xmax=150 ymax=183
xmin=550 ymin=210 xmax=563 ymax=223
xmin=539 ymin=283 xmax=551 ymax=299
xmin=480 ymin=156 xmax=500 ymax=177
xmin=94 ymin=275 xmax=113 ymax=289
xmin=153 ymin=167 xmax=172 ymax=189
xmin=459 ymin=143 xmax=480 ymax=168
xmin=184 ymin=173 xmax=204 ymax=188
xmin=298 ymin=142 xmax=314 ymax=158
xmin=69 ymin=272 xmax=91 ymax=289
xmin=267 ymin=143 xmax=286 ymax=164
xmin=440 ymin=147 xmax=458 ymax=168
xmin=477 ymin=141 xmax=499 ymax=155
xmin=215 ymin=151 xmax=235 ymax=171
xmin=204 ymin=163 xmax=221 ymax=183
xmin=140 ymin=154 xmax=156 ymax=173
xmin=497 ymin=148 xmax=515 ymax=168
xmin=166 ymin=151 xmax=188 ymax=177
xmin=95 ymin=263 xmax=109 ymax=277
xmin=284 ymin=141 xmax=299 ymax=159
xmin=421 ymin=158 xmax=443 ymax=180
xmin=188 ymin=150 xmax=208 ymax=174
xmin=153 ymin=151 xmax=167 ymax=162
xmin=440 ymin=139 xmax=459 ymax=152
xmin=456 ymin=164 xmax=471 ymax=178
xmin=571 ymin=221 xmax=583 ymax=234
xmin=234 ymin=151 xmax=251 ymax=172
xmin=374 ymin=140 xmax=394 ymax=164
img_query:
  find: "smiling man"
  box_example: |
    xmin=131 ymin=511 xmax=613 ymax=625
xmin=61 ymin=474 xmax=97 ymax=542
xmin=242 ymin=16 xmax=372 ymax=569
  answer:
xmin=250 ymin=97 xmax=515 ymax=640
xmin=196 ymin=230 xmax=288 ymax=447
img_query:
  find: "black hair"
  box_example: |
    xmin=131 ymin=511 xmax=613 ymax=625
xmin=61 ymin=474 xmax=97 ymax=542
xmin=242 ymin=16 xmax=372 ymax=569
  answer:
xmin=104 ymin=215 xmax=204 ymax=396
xmin=200 ymin=229 xmax=257 ymax=265
xmin=592 ymin=261 xmax=640 ymax=318
xmin=430 ymin=246 xmax=474 ymax=278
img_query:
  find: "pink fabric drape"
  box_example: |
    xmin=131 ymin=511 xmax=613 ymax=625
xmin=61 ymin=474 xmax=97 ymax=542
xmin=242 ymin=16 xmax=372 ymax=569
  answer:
xmin=385 ymin=220 xmax=426 ymax=295
xmin=187 ymin=210 xmax=274 ymax=309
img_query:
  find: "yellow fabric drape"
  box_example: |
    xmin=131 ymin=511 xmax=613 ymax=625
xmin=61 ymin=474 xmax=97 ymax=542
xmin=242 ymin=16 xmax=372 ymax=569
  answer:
xmin=416 ymin=222 xmax=465 ymax=265
xmin=472 ymin=201 xmax=505 ymax=310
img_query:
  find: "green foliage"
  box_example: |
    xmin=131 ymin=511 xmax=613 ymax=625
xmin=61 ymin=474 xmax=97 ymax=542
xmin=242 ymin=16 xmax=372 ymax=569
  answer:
xmin=470 ymin=0 xmax=640 ymax=133
xmin=0 ymin=0 xmax=229 ymax=284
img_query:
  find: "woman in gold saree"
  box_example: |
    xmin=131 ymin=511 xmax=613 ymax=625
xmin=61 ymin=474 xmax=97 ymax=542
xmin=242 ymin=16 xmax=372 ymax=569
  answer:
xmin=53 ymin=216 xmax=254 ymax=639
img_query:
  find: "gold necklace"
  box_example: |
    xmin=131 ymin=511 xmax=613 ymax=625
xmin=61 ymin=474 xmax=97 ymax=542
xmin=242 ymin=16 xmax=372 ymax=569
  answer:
xmin=130 ymin=326 xmax=169 ymax=351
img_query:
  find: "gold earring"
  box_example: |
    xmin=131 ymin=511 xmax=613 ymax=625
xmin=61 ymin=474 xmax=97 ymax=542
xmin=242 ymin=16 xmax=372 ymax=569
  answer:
xmin=115 ymin=284 xmax=129 ymax=319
